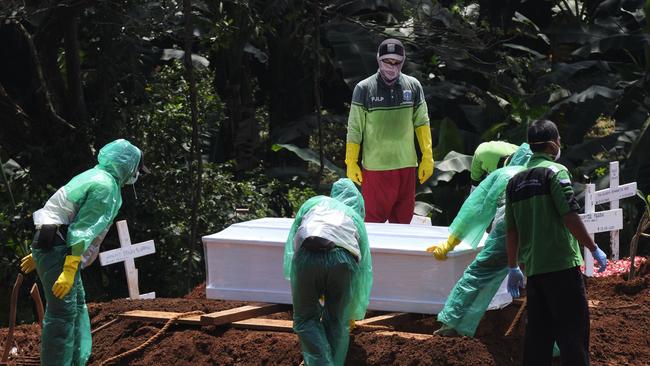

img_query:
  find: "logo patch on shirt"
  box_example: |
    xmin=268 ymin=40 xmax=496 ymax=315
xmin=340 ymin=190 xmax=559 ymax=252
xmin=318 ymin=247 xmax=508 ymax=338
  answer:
xmin=403 ymin=89 xmax=413 ymax=102
xmin=371 ymin=96 xmax=384 ymax=102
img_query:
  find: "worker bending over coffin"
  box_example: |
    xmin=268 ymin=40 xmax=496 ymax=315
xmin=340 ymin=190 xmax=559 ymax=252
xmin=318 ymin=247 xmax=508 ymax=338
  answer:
xmin=284 ymin=178 xmax=373 ymax=366
xmin=427 ymin=142 xmax=532 ymax=337
xmin=470 ymin=140 xmax=518 ymax=192
xmin=20 ymin=139 xmax=148 ymax=366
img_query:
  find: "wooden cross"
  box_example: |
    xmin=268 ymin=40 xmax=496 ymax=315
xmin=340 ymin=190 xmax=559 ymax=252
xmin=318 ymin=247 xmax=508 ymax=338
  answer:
xmin=581 ymin=162 xmax=637 ymax=276
xmin=99 ymin=220 xmax=156 ymax=299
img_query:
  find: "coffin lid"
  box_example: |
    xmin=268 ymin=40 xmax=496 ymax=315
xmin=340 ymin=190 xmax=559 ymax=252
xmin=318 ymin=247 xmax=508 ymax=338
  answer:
xmin=202 ymin=218 xmax=484 ymax=257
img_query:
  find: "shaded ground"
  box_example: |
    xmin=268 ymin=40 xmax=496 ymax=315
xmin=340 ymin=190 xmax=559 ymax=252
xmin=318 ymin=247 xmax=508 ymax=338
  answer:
xmin=1 ymin=260 xmax=648 ymax=365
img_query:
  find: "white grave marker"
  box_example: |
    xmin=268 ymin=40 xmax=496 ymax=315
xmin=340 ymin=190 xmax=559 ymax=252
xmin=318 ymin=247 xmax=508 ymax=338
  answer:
xmin=583 ymin=184 xmax=597 ymax=276
xmin=99 ymin=220 xmax=156 ymax=299
xmin=579 ymin=209 xmax=623 ymax=234
xmin=410 ymin=215 xmax=432 ymax=226
xmin=595 ymin=162 xmax=636 ymax=259
xmin=609 ymin=163 xmax=620 ymax=261
xmin=581 ymin=162 xmax=637 ymax=276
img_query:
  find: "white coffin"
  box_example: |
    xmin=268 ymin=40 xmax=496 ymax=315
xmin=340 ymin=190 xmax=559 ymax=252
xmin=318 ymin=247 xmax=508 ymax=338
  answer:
xmin=202 ymin=218 xmax=511 ymax=314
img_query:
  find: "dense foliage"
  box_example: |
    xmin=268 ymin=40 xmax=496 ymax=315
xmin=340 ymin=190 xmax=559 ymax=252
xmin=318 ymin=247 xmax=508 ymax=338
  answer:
xmin=1 ymin=1 xmax=649 ymax=314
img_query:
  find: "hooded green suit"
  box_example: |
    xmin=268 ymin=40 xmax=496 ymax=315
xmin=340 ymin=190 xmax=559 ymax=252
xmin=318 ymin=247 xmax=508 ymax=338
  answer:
xmin=32 ymin=139 xmax=142 ymax=366
xmin=437 ymin=143 xmax=532 ymax=337
xmin=284 ymin=178 xmax=373 ymax=366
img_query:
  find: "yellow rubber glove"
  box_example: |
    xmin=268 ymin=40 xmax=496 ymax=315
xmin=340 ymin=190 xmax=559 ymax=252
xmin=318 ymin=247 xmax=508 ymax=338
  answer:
xmin=349 ymin=320 xmax=356 ymax=332
xmin=426 ymin=235 xmax=461 ymax=260
xmin=345 ymin=142 xmax=363 ymax=185
xmin=52 ymin=255 xmax=81 ymax=299
xmin=21 ymin=253 xmax=36 ymax=274
xmin=415 ymin=125 xmax=434 ymax=184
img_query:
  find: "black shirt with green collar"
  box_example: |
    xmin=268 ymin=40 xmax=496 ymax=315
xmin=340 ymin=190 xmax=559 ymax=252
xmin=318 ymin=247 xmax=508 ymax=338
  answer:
xmin=505 ymin=153 xmax=583 ymax=277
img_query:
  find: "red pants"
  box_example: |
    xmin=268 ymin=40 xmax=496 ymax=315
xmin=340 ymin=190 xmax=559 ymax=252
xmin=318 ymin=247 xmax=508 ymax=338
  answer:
xmin=362 ymin=167 xmax=416 ymax=224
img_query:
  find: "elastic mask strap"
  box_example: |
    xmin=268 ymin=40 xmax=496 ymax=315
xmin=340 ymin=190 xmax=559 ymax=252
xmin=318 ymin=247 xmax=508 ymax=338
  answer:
xmin=530 ymin=140 xmax=559 ymax=148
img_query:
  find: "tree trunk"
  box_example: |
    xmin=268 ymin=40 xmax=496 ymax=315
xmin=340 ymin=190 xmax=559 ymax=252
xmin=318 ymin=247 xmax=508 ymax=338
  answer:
xmin=264 ymin=4 xmax=315 ymax=168
xmin=63 ymin=9 xmax=87 ymax=125
xmin=210 ymin=3 xmax=258 ymax=171
xmin=643 ymin=0 xmax=650 ymax=73
xmin=313 ymin=4 xmax=324 ymax=185
xmin=184 ymin=0 xmax=202 ymax=290
xmin=478 ymin=0 xmax=522 ymax=30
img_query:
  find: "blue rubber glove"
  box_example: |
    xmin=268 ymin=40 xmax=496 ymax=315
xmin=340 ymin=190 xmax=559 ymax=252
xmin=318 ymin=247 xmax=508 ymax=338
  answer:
xmin=507 ymin=267 xmax=525 ymax=298
xmin=591 ymin=246 xmax=608 ymax=273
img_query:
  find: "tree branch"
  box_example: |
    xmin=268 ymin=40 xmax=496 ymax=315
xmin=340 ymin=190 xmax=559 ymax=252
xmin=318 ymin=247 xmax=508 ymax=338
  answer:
xmin=0 ymin=82 xmax=30 ymax=126
xmin=15 ymin=22 xmax=75 ymax=129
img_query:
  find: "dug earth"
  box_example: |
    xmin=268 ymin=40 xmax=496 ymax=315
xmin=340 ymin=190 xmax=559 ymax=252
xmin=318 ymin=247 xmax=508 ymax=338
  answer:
xmin=1 ymin=261 xmax=648 ymax=366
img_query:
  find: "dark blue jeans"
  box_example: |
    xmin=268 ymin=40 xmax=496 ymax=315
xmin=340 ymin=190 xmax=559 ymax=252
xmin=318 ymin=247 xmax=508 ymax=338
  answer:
xmin=523 ymin=266 xmax=590 ymax=366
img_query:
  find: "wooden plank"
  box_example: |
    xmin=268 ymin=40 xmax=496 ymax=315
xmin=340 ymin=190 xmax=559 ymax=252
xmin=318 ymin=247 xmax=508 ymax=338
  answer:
xmin=120 ymin=304 xmax=290 ymax=326
xmin=120 ymin=310 xmax=202 ymax=325
xmin=200 ymin=304 xmax=289 ymax=325
xmin=375 ymin=330 xmax=432 ymax=340
xmin=117 ymin=310 xmax=456 ymax=341
xmin=355 ymin=323 xmax=391 ymax=331
xmin=357 ymin=312 xmax=416 ymax=326
xmin=228 ymin=317 xmax=390 ymax=332
xmin=230 ymin=318 xmax=294 ymax=332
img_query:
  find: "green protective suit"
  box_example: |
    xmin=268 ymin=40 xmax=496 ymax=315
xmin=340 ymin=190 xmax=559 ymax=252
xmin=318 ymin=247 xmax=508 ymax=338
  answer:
xmin=284 ymin=178 xmax=372 ymax=366
xmin=437 ymin=143 xmax=531 ymax=337
xmin=470 ymin=141 xmax=519 ymax=184
xmin=32 ymin=139 xmax=141 ymax=366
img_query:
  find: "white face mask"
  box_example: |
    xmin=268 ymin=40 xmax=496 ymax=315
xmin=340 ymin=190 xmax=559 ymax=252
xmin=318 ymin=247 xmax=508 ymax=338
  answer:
xmin=125 ymin=170 xmax=139 ymax=185
xmin=550 ymin=141 xmax=561 ymax=161
xmin=532 ymin=140 xmax=561 ymax=161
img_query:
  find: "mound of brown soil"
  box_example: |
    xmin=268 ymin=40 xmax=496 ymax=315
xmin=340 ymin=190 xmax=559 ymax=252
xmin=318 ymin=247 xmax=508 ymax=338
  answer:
xmin=184 ymin=282 xmax=206 ymax=299
xmin=585 ymin=271 xmax=650 ymax=366
xmin=2 ymin=262 xmax=649 ymax=366
xmin=349 ymin=332 xmax=496 ymax=366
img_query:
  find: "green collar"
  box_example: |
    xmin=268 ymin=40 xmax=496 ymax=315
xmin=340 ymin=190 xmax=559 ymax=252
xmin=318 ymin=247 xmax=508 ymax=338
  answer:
xmin=531 ymin=152 xmax=554 ymax=161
